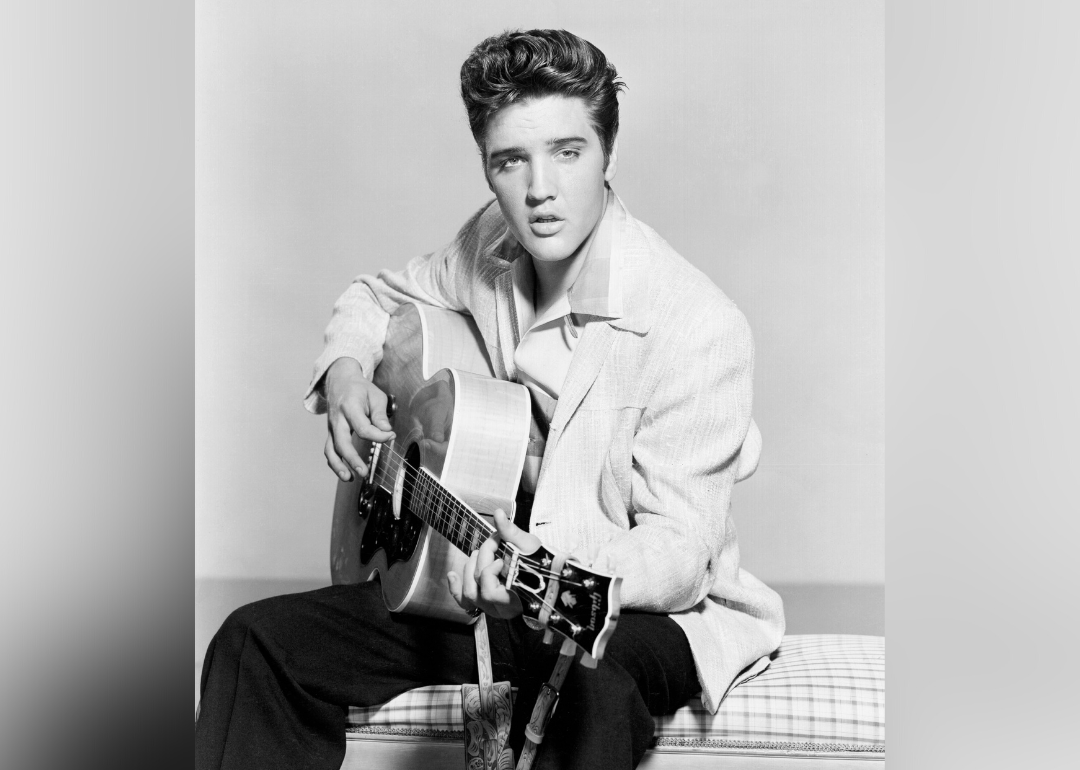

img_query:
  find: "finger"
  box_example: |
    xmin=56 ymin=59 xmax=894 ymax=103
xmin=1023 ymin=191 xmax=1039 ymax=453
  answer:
xmin=342 ymin=397 xmax=395 ymax=444
xmin=324 ymin=431 xmax=354 ymax=482
xmin=478 ymin=558 xmax=507 ymax=603
xmin=476 ymin=532 xmax=498 ymax=575
xmin=462 ymin=551 xmax=480 ymax=606
xmin=493 ymin=509 xmax=541 ymax=552
xmin=367 ymin=388 xmax=394 ymax=433
xmin=330 ymin=414 xmax=367 ymax=478
xmin=446 ymin=572 xmax=468 ymax=610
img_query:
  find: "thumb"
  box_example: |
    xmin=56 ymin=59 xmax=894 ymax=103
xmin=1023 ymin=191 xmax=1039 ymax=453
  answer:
xmin=369 ymin=398 xmax=394 ymax=433
xmin=371 ymin=410 xmax=393 ymax=432
xmin=493 ymin=508 xmax=518 ymax=538
xmin=493 ymin=509 xmax=541 ymax=552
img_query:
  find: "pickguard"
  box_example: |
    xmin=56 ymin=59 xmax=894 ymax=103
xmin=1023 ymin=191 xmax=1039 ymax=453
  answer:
xmin=357 ymin=484 xmax=425 ymax=566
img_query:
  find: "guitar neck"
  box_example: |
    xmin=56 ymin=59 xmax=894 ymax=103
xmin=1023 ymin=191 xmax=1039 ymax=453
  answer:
xmin=387 ymin=460 xmax=621 ymax=663
xmin=403 ymin=466 xmax=515 ymax=562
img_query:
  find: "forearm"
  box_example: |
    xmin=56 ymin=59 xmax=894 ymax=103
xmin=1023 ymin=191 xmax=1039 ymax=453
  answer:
xmin=304 ymin=202 xmax=493 ymax=413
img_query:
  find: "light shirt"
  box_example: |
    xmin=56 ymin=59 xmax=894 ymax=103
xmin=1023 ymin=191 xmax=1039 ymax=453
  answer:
xmin=508 ymin=189 xmax=621 ymax=491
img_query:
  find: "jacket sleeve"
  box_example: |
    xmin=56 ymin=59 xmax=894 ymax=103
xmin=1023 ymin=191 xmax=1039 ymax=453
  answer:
xmin=593 ymin=298 xmax=756 ymax=613
xmin=303 ymin=202 xmax=495 ymax=414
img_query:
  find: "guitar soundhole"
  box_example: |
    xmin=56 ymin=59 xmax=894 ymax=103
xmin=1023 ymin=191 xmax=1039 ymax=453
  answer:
xmin=357 ymin=443 xmax=425 ymax=567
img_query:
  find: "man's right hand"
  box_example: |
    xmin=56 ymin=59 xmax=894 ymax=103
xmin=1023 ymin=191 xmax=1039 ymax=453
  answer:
xmin=323 ymin=357 xmax=395 ymax=482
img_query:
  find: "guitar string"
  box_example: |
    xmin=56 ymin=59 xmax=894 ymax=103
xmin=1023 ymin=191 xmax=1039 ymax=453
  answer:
xmin=384 ymin=461 xmax=577 ymax=584
xmin=362 ymin=454 xmax=587 ymax=625
xmin=379 ymin=457 xmax=584 ymax=588
xmin=369 ymin=444 xmax=514 ymax=559
xmin=359 ymin=442 xmax=595 ymax=588
xmin=359 ymin=448 xmax=605 ymax=634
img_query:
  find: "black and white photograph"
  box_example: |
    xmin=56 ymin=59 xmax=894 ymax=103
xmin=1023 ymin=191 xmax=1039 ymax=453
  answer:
xmin=194 ymin=3 xmax=883 ymax=769
xmin=10 ymin=1 xmax=1080 ymax=769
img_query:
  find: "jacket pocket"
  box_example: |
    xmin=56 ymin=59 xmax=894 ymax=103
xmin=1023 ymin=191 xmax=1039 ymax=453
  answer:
xmin=597 ymin=407 xmax=643 ymax=522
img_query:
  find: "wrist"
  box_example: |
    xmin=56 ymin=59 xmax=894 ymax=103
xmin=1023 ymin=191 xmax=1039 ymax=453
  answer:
xmin=327 ymin=356 xmax=362 ymax=376
xmin=321 ymin=357 xmax=364 ymax=401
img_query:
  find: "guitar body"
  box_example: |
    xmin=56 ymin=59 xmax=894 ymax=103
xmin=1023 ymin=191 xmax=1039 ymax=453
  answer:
xmin=330 ymin=302 xmax=532 ymax=624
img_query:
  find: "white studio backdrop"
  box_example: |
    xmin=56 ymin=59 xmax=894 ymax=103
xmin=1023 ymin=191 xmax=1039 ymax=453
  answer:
xmin=196 ymin=1 xmax=882 ymax=601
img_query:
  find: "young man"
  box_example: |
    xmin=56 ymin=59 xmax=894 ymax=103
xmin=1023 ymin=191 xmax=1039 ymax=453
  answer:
xmin=197 ymin=29 xmax=784 ymax=770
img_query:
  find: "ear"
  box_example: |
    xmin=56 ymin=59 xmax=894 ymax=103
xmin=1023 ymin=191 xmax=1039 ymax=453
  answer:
xmin=604 ymin=138 xmax=619 ymax=183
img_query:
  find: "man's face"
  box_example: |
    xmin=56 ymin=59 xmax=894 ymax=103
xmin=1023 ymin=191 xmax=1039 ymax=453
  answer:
xmin=483 ymin=95 xmax=617 ymax=264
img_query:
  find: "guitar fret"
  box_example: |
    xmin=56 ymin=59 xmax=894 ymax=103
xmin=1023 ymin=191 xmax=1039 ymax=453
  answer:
xmin=410 ymin=467 xmax=507 ymax=559
xmin=445 ymin=495 xmax=459 ymax=547
xmin=456 ymin=511 xmax=471 ymax=553
xmin=413 ymin=472 xmax=426 ymax=519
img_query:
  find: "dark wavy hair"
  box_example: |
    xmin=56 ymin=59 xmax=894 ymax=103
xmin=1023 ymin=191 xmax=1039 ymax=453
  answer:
xmin=460 ymin=29 xmax=625 ymax=167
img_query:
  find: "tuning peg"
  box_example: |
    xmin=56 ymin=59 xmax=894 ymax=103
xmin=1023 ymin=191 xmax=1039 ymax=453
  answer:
xmin=543 ymin=629 xmax=554 ymax=645
xmin=579 ymin=652 xmax=598 ymax=669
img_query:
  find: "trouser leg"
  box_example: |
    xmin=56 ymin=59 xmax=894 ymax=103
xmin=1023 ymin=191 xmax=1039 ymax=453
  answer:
xmin=196 ymin=584 xmax=698 ymax=770
xmin=195 ymin=582 xmax=482 ymax=770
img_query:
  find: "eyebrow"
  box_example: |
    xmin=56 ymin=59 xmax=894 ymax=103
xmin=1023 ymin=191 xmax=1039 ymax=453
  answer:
xmin=487 ymin=136 xmax=590 ymax=163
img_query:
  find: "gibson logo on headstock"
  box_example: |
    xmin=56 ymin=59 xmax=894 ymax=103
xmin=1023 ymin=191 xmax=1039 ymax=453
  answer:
xmin=562 ymin=585 xmax=605 ymax=630
xmin=589 ymin=590 xmax=602 ymax=630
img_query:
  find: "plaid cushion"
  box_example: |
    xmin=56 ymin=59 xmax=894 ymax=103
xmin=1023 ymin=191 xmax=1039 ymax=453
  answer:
xmin=347 ymin=634 xmax=884 ymax=754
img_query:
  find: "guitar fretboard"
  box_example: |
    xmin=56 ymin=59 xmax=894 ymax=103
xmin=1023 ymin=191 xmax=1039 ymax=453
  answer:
xmin=401 ymin=465 xmax=515 ymax=563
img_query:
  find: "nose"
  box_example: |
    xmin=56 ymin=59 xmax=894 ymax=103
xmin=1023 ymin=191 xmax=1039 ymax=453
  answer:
xmin=527 ymin=158 xmax=558 ymax=202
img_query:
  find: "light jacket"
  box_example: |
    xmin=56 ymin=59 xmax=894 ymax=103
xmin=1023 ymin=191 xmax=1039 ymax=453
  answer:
xmin=305 ymin=193 xmax=785 ymax=711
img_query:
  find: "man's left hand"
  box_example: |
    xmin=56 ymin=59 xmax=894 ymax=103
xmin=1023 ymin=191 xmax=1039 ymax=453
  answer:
xmin=447 ymin=509 xmax=541 ymax=620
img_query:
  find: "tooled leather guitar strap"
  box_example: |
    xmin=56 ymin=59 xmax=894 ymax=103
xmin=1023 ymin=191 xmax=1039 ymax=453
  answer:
xmin=461 ymin=613 xmax=514 ymax=770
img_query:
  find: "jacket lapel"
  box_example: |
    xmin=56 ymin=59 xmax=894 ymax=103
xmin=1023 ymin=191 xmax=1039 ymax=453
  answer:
xmin=548 ymin=320 xmax=617 ymax=435
xmin=485 ymin=194 xmax=653 ymax=480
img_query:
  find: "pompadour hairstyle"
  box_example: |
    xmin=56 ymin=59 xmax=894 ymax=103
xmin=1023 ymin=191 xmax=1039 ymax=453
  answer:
xmin=460 ymin=29 xmax=625 ymax=166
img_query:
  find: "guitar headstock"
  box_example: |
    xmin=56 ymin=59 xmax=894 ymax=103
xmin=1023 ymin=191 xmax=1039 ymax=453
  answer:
xmin=505 ymin=544 xmax=621 ymax=662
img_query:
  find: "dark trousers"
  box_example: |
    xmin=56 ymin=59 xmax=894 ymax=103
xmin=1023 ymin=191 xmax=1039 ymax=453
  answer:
xmin=195 ymin=582 xmax=699 ymax=770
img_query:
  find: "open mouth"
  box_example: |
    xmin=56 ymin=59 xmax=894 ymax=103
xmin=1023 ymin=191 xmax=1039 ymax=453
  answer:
xmin=529 ymin=216 xmax=564 ymax=236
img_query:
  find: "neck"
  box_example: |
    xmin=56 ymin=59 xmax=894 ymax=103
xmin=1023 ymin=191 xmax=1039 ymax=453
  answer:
xmin=531 ymin=243 xmax=588 ymax=318
xmin=530 ymin=193 xmax=608 ymax=317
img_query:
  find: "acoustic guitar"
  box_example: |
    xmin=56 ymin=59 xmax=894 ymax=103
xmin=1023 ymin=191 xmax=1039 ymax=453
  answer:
xmin=330 ymin=302 xmax=621 ymax=662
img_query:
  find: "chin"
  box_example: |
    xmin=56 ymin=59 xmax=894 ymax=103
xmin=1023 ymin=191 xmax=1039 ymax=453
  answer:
xmin=528 ymin=247 xmax=570 ymax=263
xmin=522 ymin=236 xmax=576 ymax=263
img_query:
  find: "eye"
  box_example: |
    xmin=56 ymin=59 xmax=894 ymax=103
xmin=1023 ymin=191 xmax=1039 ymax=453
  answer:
xmin=556 ymin=149 xmax=580 ymax=160
xmin=500 ymin=156 xmax=524 ymax=169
